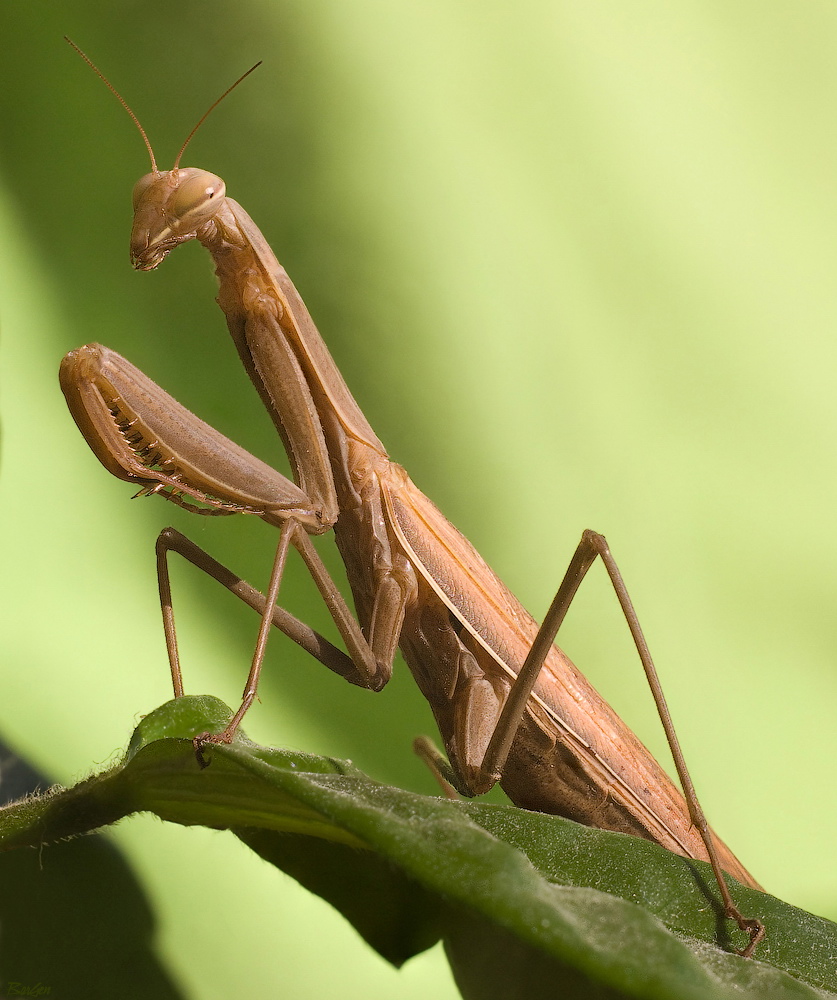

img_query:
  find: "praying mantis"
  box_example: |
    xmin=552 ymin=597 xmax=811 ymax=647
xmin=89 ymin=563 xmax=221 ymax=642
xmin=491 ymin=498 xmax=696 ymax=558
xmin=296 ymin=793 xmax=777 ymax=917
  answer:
xmin=59 ymin=42 xmax=764 ymax=955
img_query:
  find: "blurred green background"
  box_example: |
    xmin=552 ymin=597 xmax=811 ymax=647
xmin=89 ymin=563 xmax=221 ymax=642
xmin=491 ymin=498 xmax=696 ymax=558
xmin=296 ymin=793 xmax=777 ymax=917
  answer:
xmin=2 ymin=2 xmax=837 ymax=996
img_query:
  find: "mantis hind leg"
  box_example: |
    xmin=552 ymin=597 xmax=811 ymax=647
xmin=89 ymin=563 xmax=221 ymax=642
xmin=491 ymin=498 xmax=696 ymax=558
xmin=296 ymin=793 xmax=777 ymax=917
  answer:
xmin=420 ymin=528 xmax=764 ymax=957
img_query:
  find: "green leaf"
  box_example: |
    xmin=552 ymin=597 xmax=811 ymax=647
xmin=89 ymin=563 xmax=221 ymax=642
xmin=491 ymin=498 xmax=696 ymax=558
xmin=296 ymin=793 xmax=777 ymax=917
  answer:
xmin=1 ymin=697 xmax=833 ymax=1000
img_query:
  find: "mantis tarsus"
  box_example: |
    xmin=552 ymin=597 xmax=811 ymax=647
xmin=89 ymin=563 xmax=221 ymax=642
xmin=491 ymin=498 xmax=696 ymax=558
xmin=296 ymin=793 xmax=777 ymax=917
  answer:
xmin=60 ymin=42 xmax=765 ymax=956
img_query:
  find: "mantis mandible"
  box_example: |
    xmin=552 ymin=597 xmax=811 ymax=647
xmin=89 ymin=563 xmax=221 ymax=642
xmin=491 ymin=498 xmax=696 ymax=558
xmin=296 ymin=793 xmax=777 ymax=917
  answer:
xmin=59 ymin=42 xmax=764 ymax=955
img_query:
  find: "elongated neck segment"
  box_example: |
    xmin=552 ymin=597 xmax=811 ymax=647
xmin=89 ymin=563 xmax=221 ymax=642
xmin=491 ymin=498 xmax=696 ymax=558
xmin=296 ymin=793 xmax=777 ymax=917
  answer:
xmin=197 ymin=197 xmax=388 ymax=517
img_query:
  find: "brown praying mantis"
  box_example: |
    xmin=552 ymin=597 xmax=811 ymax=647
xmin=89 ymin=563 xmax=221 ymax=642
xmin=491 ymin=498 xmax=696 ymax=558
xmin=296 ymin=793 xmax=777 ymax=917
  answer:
xmin=59 ymin=42 xmax=764 ymax=955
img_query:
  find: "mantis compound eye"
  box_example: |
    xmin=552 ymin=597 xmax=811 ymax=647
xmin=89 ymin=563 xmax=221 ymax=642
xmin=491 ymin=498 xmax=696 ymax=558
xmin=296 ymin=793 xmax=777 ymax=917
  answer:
xmin=131 ymin=171 xmax=158 ymax=210
xmin=170 ymin=168 xmax=226 ymax=224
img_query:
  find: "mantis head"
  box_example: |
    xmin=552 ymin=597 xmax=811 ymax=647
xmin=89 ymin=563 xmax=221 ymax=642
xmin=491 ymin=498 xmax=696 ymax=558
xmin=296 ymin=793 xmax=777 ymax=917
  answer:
xmin=130 ymin=168 xmax=227 ymax=271
xmin=65 ymin=38 xmax=258 ymax=271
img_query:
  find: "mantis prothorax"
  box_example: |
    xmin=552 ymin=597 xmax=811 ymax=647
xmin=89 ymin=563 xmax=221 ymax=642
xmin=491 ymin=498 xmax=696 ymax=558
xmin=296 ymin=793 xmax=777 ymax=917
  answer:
xmin=60 ymin=41 xmax=764 ymax=955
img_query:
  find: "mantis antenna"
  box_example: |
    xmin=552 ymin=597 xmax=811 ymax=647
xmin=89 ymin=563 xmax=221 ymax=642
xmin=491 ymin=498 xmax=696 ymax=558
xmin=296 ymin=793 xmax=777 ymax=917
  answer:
xmin=64 ymin=37 xmax=261 ymax=173
xmin=173 ymin=61 xmax=262 ymax=169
